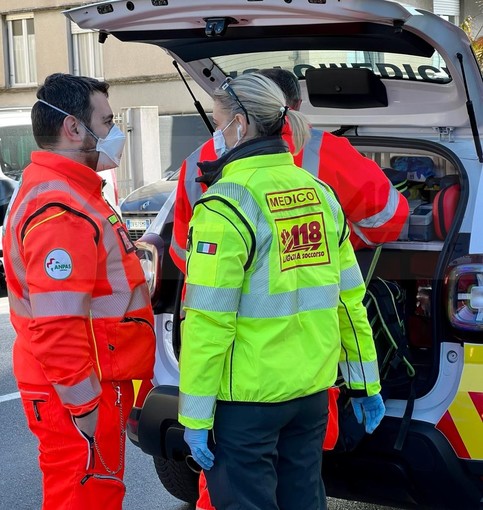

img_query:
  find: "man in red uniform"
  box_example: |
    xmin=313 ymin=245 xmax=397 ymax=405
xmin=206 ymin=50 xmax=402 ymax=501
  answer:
xmin=171 ymin=68 xmax=409 ymax=270
xmin=169 ymin=68 xmax=409 ymax=510
xmin=3 ymin=73 xmax=155 ymax=510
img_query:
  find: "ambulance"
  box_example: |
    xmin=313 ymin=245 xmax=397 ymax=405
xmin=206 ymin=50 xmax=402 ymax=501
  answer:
xmin=65 ymin=2 xmax=483 ymax=508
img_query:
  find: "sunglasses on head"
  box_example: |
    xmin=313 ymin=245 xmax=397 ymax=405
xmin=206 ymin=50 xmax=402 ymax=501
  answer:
xmin=220 ymin=77 xmax=250 ymax=125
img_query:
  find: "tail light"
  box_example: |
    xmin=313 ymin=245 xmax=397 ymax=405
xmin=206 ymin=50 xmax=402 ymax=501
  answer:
xmin=446 ymin=255 xmax=483 ymax=331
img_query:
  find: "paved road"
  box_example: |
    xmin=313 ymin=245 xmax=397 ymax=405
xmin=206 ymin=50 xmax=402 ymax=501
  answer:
xmin=0 ymin=291 xmax=396 ymax=509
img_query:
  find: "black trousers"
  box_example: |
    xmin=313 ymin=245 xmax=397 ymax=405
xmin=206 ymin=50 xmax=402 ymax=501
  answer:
xmin=205 ymin=390 xmax=329 ymax=510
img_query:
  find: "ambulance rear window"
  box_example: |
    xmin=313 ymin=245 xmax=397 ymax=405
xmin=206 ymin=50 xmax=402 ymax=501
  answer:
xmin=213 ymin=49 xmax=450 ymax=84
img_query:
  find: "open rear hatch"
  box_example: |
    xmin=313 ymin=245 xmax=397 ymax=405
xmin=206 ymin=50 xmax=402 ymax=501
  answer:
xmin=65 ymin=0 xmax=483 ymax=137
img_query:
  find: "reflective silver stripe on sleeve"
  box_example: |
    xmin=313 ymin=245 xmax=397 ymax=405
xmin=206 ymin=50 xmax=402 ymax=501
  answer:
xmin=170 ymin=235 xmax=186 ymax=263
xmin=238 ymin=284 xmax=339 ymax=318
xmin=90 ymin=285 xmax=149 ymax=318
xmin=340 ymin=263 xmax=364 ymax=291
xmin=185 ymin=284 xmax=241 ymax=313
xmin=30 ymin=291 xmax=90 ymax=318
xmin=300 ymin=129 xmax=324 ymax=177
xmin=179 ymin=391 xmax=216 ymax=420
xmin=53 ymin=370 xmax=101 ymax=407
xmin=7 ymin=293 xmax=32 ymax=318
xmin=339 ymin=359 xmax=380 ymax=386
xmin=350 ymin=223 xmax=376 ymax=246
xmin=354 ymin=186 xmax=400 ymax=229
xmin=319 ymin=181 xmax=341 ymax=237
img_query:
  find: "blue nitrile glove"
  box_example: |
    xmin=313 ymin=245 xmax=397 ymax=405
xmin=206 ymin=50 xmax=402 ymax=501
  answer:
xmin=351 ymin=393 xmax=385 ymax=434
xmin=184 ymin=428 xmax=214 ymax=471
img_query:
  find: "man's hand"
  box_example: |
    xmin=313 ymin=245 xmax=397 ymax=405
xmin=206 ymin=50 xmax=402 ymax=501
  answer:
xmin=351 ymin=393 xmax=385 ymax=434
xmin=184 ymin=428 xmax=214 ymax=471
xmin=73 ymin=406 xmax=99 ymax=439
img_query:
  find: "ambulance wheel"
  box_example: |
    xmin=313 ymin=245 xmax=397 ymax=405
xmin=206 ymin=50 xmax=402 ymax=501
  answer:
xmin=153 ymin=456 xmax=199 ymax=504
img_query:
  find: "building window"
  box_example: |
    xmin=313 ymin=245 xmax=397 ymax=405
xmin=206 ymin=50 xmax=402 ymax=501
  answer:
xmin=71 ymin=23 xmax=104 ymax=79
xmin=7 ymin=14 xmax=37 ymax=87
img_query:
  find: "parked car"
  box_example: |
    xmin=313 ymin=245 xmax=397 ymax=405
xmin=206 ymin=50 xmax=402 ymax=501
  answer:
xmin=120 ymin=177 xmax=177 ymax=241
xmin=66 ymin=2 xmax=483 ymax=509
xmin=120 ymin=113 xmax=212 ymax=242
xmin=0 ymin=108 xmax=37 ymax=289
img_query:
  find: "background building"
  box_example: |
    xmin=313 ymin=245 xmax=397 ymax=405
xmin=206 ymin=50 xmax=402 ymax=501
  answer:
xmin=0 ymin=0 xmax=476 ymax=113
xmin=0 ymin=0 xmax=478 ymax=192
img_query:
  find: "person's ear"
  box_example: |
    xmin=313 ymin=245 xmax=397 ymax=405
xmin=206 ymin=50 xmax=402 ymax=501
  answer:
xmin=293 ymin=98 xmax=302 ymax=112
xmin=235 ymin=113 xmax=247 ymax=138
xmin=63 ymin=116 xmax=82 ymax=141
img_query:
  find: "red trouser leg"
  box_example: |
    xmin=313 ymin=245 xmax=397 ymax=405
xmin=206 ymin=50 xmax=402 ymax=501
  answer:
xmin=196 ymin=470 xmax=216 ymax=510
xmin=18 ymin=380 xmax=134 ymax=510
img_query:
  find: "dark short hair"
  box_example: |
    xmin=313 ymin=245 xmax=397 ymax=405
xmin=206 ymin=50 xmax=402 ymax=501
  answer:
xmin=31 ymin=73 xmax=110 ymax=148
xmin=258 ymin=68 xmax=301 ymax=108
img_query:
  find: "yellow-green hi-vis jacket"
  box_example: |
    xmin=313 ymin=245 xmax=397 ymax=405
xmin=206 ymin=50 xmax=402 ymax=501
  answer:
xmin=179 ymin=150 xmax=381 ymax=430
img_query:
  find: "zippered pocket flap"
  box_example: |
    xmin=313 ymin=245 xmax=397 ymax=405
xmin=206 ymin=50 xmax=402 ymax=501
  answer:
xmin=77 ymin=473 xmax=126 ymax=506
xmin=19 ymin=389 xmax=50 ymax=422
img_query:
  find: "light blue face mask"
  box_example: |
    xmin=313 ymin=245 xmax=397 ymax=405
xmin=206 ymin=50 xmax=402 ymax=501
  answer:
xmin=38 ymin=99 xmax=126 ymax=171
xmin=212 ymin=117 xmax=243 ymax=158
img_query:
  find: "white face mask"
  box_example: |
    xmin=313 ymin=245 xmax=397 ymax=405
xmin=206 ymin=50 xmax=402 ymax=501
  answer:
xmin=38 ymin=99 xmax=126 ymax=171
xmin=88 ymin=124 xmax=126 ymax=172
xmin=213 ymin=117 xmax=242 ymax=158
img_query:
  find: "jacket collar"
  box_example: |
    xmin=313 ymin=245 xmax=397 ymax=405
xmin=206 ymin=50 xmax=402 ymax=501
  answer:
xmin=30 ymin=151 xmax=104 ymax=193
xmin=196 ymin=136 xmax=289 ymax=187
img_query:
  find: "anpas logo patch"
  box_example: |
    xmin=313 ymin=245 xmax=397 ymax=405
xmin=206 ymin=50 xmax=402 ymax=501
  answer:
xmin=44 ymin=249 xmax=73 ymax=280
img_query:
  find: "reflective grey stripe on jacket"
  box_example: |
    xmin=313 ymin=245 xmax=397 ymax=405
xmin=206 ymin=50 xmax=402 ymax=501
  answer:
xmin=300 ymin=128 xmax=324 ymax=177
xmin=53 ymin=369 xmax=101 ymax=407
xmin=339 ymin=358 xmax=380 ymax=386
xmin=351 ymin=185 xmax=401 ymax=245
xmin=171 ymin=146 xmax=205 ymax=263
xmin=179 ymin=391 xmax=216 ymax=421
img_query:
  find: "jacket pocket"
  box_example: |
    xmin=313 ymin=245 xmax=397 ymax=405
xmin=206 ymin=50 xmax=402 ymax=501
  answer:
xmin=102 ymin=317 xmax=155 ymax=381
xmin=19 ymin=389 xmax=50 ymax=423
xmin=78 ymin=473 xmax=126 ymax=507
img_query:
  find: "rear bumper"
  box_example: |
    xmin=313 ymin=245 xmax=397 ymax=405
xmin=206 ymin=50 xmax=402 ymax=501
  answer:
xmin=126 ymin=385 xmax=189 ymax=462
xmin=127 ymin=387 xmax=483 ymax=509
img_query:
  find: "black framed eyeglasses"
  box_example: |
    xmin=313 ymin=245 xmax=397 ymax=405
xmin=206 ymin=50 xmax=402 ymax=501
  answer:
xmin=221 ymin=77 xmax=250 ymax=124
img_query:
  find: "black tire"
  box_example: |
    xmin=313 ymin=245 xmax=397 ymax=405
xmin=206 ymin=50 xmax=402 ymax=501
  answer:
xmin=153 ymin=456 xmax=199 ymax=505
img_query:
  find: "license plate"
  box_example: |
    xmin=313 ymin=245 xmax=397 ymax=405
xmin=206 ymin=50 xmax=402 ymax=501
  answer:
xmin=126 ymin=218 xmax=151 ymax=231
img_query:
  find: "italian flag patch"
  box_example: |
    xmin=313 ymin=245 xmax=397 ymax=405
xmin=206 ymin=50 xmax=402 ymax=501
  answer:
xmin=197 ymin=241 xmax=218 ymax=255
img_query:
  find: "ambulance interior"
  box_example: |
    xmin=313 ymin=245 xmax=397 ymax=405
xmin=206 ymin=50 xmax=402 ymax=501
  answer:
xmin=351 ymin=145 xmax=462 ymax=401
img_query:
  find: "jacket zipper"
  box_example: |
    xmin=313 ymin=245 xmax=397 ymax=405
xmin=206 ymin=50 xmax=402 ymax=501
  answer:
xmin=121 ymin=316 xmax=155 ymax=334
xmin=80 ymin=473 xmax=125 ymax=485
xmin=32 ymin=399 xmax=46 ymax=421
xmin=89 ymin=312 xmax=103 ymax=381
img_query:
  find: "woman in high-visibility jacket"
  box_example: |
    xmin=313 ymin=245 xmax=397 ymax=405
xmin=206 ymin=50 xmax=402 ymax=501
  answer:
xmin=179 ymin=73 xmax=385 ymax=510
xmin=173 ymin=68 xmax=404 ymax=510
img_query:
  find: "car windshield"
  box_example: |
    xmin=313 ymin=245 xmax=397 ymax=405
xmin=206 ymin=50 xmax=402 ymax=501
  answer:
xmin=213 ymin=49 xmax=450 ymax=83
xmin=0 ymin=125 xmax=37 ymax=180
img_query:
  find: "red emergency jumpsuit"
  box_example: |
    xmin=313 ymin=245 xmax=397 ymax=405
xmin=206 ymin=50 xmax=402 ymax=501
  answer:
xmin=3 ymin=152 xmax=155 ymax=510
xmin=170 ymin=126 xmax=409 ymax=510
